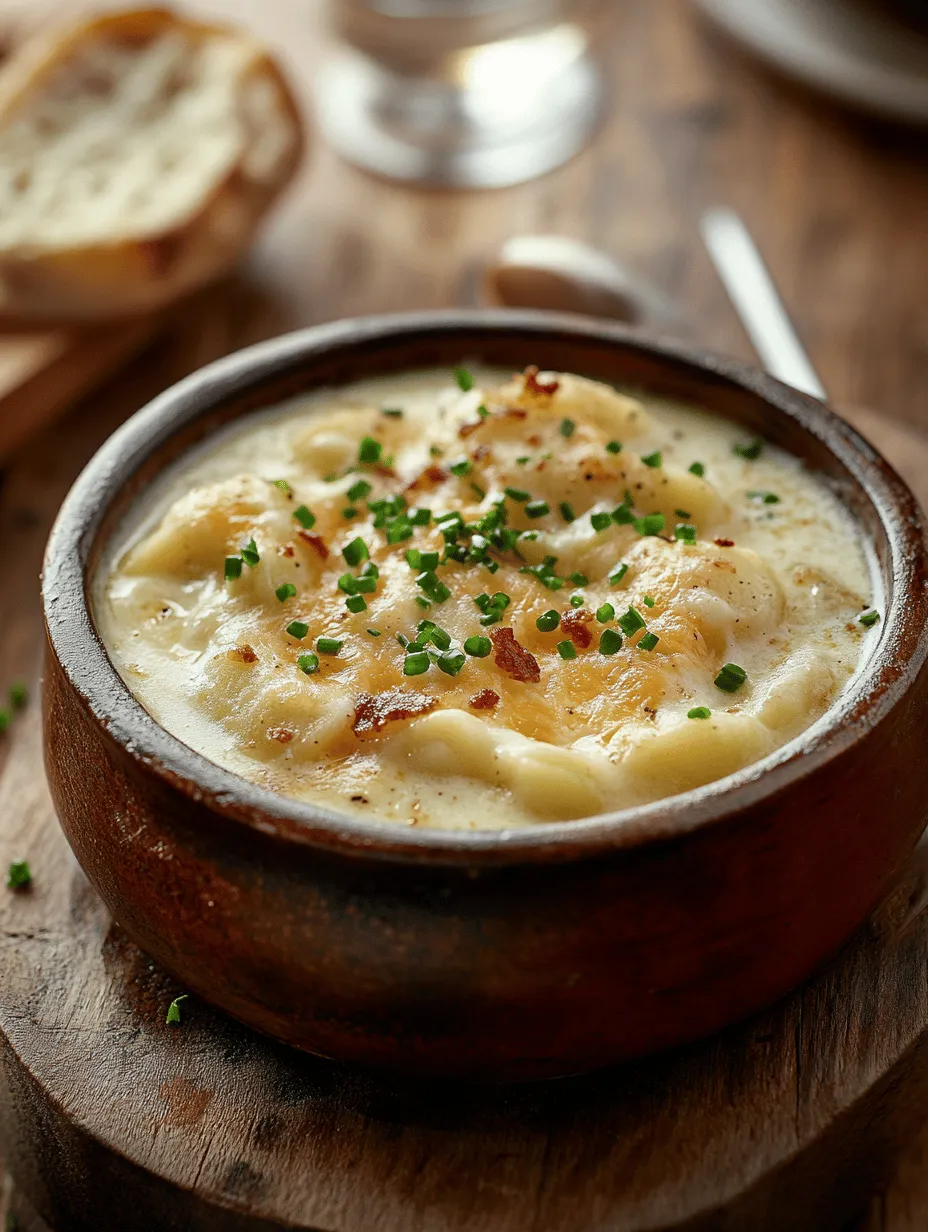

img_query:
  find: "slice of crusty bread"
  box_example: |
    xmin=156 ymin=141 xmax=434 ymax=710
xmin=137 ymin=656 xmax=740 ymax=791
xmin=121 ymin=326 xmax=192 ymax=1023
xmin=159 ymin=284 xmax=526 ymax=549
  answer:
xmin=0 ymin=7 xmax=304 ymax=323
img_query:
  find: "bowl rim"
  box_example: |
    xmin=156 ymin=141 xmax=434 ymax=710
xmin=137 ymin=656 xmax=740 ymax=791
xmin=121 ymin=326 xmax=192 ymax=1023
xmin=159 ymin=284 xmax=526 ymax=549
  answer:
xmin=42 ymin=309 xmax=928 ymax=867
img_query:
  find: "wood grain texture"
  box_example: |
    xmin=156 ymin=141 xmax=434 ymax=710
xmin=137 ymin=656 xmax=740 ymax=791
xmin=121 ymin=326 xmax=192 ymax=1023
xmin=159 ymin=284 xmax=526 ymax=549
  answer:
xmin=1 ymin=0 xmax=928 ymax=1224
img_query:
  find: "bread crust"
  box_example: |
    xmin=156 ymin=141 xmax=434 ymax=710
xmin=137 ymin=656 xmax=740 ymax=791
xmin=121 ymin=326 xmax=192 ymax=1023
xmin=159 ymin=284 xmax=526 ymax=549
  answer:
xmin=0 ymin=7 xmax=305 ymax=324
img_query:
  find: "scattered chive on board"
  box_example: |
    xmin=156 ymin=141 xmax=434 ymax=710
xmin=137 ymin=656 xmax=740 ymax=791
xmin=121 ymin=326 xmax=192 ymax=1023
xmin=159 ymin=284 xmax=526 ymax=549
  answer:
xmin=165 ymin=995 xmax=188 ymax=1026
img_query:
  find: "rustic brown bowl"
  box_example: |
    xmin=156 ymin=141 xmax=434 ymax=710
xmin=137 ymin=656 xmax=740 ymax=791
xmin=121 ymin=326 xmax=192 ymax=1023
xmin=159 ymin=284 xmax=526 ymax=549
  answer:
xmin=41 ymin=310 xmax=928 ymax=1081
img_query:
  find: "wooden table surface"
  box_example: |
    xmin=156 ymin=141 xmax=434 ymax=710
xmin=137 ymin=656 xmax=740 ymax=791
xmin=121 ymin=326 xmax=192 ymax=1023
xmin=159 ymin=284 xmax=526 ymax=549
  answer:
xmin=2 ymin=0 xmax=928 ymax=1226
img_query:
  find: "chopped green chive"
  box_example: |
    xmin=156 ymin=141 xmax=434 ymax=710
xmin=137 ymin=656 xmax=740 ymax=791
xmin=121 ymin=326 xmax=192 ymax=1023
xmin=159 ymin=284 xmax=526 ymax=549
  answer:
xmin=470 ymin=482 xmax=487 ymax=501
xmin=9 ymin=683 xmax=27 ymax=710
xmin=612 ymin=499 xmax=634 ymax=526
xmin=7 ymin=861 xmax=31 ymax=890
xmin=643 ymin=595 xmax=655 ymax=608
xmin=454 ymin=366 xmax=475 ymax=392
xmin=410 ymin=508 xmax=432 ymax=526
xmin=437 ymin=651 xmax=466 ymax=677
xmin=715 ymin=662 xmax=747 ymax=692
xmin=859 ymin=609 xmax=881 ymax=628
xmin=317 ymin=638 xmax=343 ymax=656
xmin=450 ymin=458 xmax=473 ymax=476
xmin=342 ymin=507 xmax=359 ymax=520
xmin=0 ymin=711 xmax=9 ymax=735
xmin=617 ymin=607 xmax=646 ymax=636
xmin=674 ymin=509 xmax=691 ymax=519
xmin=536 ymin=610 xmax=560 ymax=632
xmin=606 ymin=440 xmax=622 ymax=455
xmin=609 ymin=562 xmax=629 ymax=586
xmin=674 ymin=523 xmax=697 ymax=545
xmin=417 ymin=571 xmax=451 ymax=604
xmin=404 ymin=651 xmax=431 ymax=676
xmin=557 ymin=640 xmax=577 ymax=660
xmin=505 ymin=486 xmax=531 ymax=502
xmin=276 ymin=583 xmax=297 ymax=603
xmin=225 ymin=557 xmax=242 ymax=581
xmin=293 ymin=505 xmax=316 ymax=530
xmin=733 ymin=437 xmax=764 ymax=460
xmin=516 ymin=455 xmax=530 ymax=465
xmin=641 ymin=451 xmax=662 ymax=468
xmin=559 ymin=501 xmax=576 ymax=523
xmin=688 ymin=461 xmax=705 ymax=477
xmin=560 ymin=418 xmax=575 ymax=438
xmin=688 ymin=706 xmax=711 ymax=719
xmin=345 ymin=595 xmax=367 ymax=613
xmin=638 ymin=632 xmax=659 ymax=652
xmin=525 ymin=500 xmax=550 ymax=519
xmin=569 ymin=572 xmax=588 ymax=586
xmin=343 ymin=537 xmax=369 ymax=566
xmin=747 ymin=490 xmax=781 ymax=505
xmin=381 ymin=407 xmax=403 ymax=418
xmin=166 ymin=995 xmax=188 ymax=1026
xmin=241 ymin=538 xmax=260 ymax=567
xmin=599 ymin=629 xmax=623 ymax=656
xmin=367 ymin=629 xmax=382 ymax=637
xmin=274 ymin=479 xmax=291 ymax=493
xmin=298 ymin=653 xmax=319 ymax=674
xmin=590 ymin=511 xmax=612 ymax=532
xmin=347 ymin=479 xmax=372 ymax=502
xmin=358 ymin=436 xmax=382 ymax=464
xmin=596 ymin=603 xmax=615 ymax=623
xmin=415 ymin=597 xmax=431 ymax=610
xmin=477 ymin=405 xmax=491 ymax=420
xmin=286 ymin=621 xmax=309 ymax=640
xmin=464 ymin=635 xmax=492 ymax=657
xmin=569 ymin=594 xmax=584 ymax=608
xmin=385 ymin=519 xmax=413 ymax=543
xmin=634 ymin=512 xmax=666 ymax=537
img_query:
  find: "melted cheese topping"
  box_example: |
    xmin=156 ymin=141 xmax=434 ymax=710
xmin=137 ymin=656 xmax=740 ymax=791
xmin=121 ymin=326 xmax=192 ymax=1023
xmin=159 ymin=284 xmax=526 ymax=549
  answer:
xmin=97 ymin=367 xmax=877 ymax=830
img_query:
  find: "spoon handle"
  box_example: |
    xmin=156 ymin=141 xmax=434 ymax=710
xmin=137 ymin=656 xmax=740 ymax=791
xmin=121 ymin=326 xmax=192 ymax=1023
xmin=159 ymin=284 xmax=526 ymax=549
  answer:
xmin=700 ymin=208 xmax=828 ymax=401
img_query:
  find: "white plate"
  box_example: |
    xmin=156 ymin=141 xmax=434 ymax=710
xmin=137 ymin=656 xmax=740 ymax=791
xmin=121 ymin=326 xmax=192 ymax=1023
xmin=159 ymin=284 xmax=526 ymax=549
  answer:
xmin=694 ymin=0 xmax=928 ymax=125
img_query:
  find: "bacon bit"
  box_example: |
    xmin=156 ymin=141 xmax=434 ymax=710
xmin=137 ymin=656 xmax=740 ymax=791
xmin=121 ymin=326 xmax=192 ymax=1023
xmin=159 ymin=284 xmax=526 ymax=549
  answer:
xmin=714 ymin=538 xmax=735 ymax=548
xmin=278 ymin=544 xmax=295 ymax=558
xmin=471 ymin=444 xmax=492 ymax=462
xmin=373 ymin=462 xmax=397 ymax=478
xmin=267 ymin=726 xmax=294 ymax=745
xmin=523 ymin=365 xmax=560 ymax=397
xmin=490 ymin=627 xmax=541 ymax=684
xmin=228 ymin=645 xmax=258 ymax=664
xmin=298 ymin=530 xmax=329 ymax=559
xmin=527 ymin=433 xmax=542 ymax=447
xmin=405 ymin=464 xmax=448 ymax=492
xmin=353 ymin=689 xmax=438 ymax=737
xmin=459 ymin=419 xmax=482 ymax=438
xmin=469 ymin=688 xmax=500 ymax=710
xmin=561 ymin=609 xmax=594 ymax=649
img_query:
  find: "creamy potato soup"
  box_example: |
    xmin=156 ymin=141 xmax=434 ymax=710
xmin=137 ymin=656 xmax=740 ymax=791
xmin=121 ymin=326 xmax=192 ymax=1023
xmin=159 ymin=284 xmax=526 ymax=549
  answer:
xmin=98 ymin=366 xmax=880 ymax=830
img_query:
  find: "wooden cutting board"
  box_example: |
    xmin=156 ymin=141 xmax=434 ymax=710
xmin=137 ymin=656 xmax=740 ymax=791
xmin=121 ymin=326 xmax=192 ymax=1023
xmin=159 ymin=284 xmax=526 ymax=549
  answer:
xmin=0 ymin=320 xmax=160 ymax=461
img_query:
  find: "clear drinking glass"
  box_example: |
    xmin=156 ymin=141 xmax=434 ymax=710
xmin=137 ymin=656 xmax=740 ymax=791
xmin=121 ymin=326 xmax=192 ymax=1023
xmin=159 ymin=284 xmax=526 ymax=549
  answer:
xmin=317 ymin=0 xmax=605 ymax=188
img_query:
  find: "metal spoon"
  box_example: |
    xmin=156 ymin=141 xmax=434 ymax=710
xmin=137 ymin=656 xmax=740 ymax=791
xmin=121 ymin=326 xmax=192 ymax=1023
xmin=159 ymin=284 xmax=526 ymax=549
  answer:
xmin=482 ymin=234 xmax=686 ymax=329
xmin=484 ymin=219 xmax=826 ymax=400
